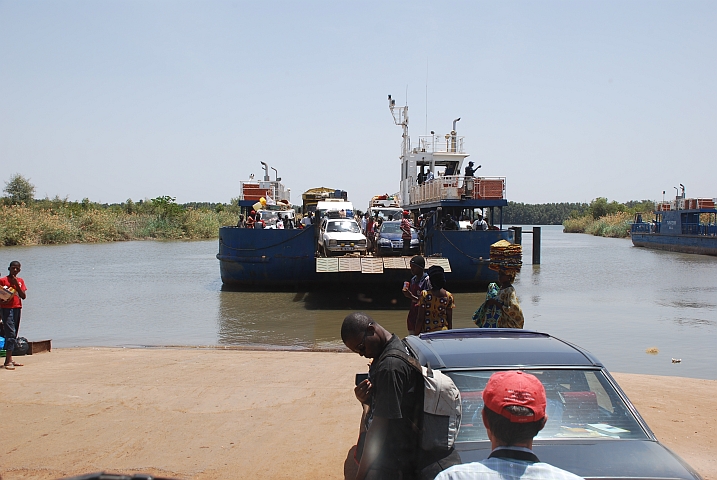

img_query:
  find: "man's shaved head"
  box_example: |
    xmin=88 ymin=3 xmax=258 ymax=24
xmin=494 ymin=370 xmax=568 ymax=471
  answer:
xmin=341 ymin=312 xmax=373 ymax=343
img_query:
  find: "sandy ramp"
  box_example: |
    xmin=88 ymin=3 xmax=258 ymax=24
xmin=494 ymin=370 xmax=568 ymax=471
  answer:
xmin=0 ymin=348 xmax=714 ymax=479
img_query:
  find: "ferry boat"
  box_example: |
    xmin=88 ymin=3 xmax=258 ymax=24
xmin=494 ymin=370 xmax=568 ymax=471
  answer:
xmin=217 ymin=98 xmax=518 ymax=289
xmin=630 ymin=187 xmax=717 ymax=256
xmin=387 ymin=95 xmax=515 ymax=285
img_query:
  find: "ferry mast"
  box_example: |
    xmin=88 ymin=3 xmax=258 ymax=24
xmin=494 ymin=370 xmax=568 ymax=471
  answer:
xmin=388 ymin=95 xmax=471 ymax=209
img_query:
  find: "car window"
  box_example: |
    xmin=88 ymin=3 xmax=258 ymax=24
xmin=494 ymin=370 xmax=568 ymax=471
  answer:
xmin=326 ymin=221 xmax=360 ymax=233
xmin=380 ymin=223 xmax=401 ymax=234
xmin=445 ymin=369 xmax=649 ymax=442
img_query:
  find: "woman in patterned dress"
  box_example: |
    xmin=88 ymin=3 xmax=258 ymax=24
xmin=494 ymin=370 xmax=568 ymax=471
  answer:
xmin=414 ymin=265 xmax=454 ymax=335
xmin=486 ymin=268 xmax=524 ymax=329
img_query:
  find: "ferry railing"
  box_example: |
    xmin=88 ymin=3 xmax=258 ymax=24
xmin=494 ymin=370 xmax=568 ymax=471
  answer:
xmin=631 ymin=223 xmax=652 ymax=234
xmin=683 ymin=223 xmax=701 ymax=235
xmin=413 ymin=136 xmax=465 ymax=154
xmin=409 ymin=176 xmax=506 ymax=204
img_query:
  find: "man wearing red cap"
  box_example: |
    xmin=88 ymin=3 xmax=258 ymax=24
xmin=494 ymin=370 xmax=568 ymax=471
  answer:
xmin=435 ymin=371 xmax=583 ymax=479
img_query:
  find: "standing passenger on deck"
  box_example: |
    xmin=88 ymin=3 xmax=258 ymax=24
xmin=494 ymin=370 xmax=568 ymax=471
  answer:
xmin=246 ymin=210 xmax=256 ymax=229
xmin=472 ymin=214 xmax=488 ymax=231
xmin=301 ymin=212 xmax=313 ymax=227
xmin=414 ymin=265 xmax=454 ymax=335
xmin=400 ymin=210 xmax=413 ymax=256
xmin=366 ymin=216 xmax=376 ymax=253
xmin=1 ymin=261 xmax=27 ymax=370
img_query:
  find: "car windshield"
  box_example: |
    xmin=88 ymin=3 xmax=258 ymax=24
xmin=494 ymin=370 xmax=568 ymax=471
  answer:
xmin=380 ymin=223 xmax=401 ymax=234
xmin=326 ymin=220 xmax=360 ymax=233
xmin=445 ymin=369 xmax=649 ymax=442
xmin=373 ymin=209 xmax=403 ymax=220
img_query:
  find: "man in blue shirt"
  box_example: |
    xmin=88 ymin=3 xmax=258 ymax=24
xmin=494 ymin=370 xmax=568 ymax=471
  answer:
xmin=436 ymin=371 xmax=583 ymax=480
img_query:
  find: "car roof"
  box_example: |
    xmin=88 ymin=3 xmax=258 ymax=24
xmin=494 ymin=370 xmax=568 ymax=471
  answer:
xmin=404 ymin=329 xmax=603 ymax=369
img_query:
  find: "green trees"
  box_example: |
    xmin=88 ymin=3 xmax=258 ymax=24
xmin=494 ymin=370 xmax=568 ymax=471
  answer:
xmin=502 ymin=202 xmax=589 ymax=225
xmin=3 ymin=174 xmax=35 ymax=204
xmin=587 ymin=197 xmax=625 ymax=219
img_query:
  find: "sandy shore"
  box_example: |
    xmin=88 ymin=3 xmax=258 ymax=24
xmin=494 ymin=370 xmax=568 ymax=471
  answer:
xmin=0 ymin=348 xmax=714 ymax=480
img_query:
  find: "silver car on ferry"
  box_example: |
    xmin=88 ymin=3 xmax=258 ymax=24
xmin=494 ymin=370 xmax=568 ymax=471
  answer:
xmin=318 ymin=218 xmax=368 ymax=257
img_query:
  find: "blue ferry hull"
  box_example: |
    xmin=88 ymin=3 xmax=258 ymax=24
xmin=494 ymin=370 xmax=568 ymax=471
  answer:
xmin=422 ymin=229 xmax=513 ymax=284
xmin=218 ymin=225 xmax=511 ymax=289
xmin=631 ymin=233 xmax=717 ymax=256
xmin=631 ymin=207 xmax=717 ymax=256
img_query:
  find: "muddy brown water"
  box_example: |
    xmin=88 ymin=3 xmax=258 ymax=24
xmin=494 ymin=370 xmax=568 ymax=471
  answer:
xmin=4 ymin=225 xmax=716 ymax=379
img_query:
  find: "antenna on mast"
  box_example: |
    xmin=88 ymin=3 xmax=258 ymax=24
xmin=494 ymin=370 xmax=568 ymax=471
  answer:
xmin=425 ymin=58 xmax=428 ymax=136
xmin=388 ymin=94 xmax=410 ymax=158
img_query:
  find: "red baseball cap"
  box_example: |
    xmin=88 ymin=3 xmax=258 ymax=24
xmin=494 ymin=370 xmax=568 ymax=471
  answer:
xmin=483 ymin=371 xmax=546 ymax=423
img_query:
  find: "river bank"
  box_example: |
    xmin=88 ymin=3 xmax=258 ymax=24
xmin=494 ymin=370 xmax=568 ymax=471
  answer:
xmin=0 ymin=203 xmax=237 ymax=246
xmin=562 ymin=211 xmax=633 ymax=238
xmin=0 ymin=348 xmax=714 ymax=480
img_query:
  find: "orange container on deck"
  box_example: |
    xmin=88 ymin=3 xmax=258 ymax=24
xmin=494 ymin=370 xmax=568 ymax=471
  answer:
xmin=476 ymin=179 xmax=505 ymax=199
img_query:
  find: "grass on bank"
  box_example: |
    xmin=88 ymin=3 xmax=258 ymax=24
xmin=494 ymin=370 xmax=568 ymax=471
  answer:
xmin=0 ymin=199 xmax=239 ymax=246
xmin=561 ymin=197 xmax=655 ymax=238
xmin=563 ymin=211 xmax=634 ymax=238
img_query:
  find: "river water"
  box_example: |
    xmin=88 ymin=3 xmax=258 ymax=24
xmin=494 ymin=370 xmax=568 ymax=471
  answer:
xmin=4 ymin=225 xmax=716 ymax=379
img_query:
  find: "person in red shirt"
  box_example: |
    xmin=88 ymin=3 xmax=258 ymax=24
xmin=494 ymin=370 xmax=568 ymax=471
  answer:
xmin=246 ymin=210 xmax=256 ymax=229
xmin=400 ymin=210 xmax=413 ymax=256
xmin=1 ymin=261 xmax=27 ymax=370
xmin=366 ymin=216 xmax=375 ymax=253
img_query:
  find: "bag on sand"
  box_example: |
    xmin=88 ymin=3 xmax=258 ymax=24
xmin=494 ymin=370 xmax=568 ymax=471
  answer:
xmin=12 ymin=337 xmax=29 ymax=356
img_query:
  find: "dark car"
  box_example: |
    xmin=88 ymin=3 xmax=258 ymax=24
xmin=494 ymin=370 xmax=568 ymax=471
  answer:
xmin=403 ymin=329 xmax=702 ymax=480
xmin=375 ymin=220 xmax=419 ymax=256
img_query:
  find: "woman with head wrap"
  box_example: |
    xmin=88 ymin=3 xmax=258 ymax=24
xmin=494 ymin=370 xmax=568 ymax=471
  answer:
xmin=476 ymin=267 xmax=524 ymax=329
xmin=414 ymin=265 xmax=454 ymax=335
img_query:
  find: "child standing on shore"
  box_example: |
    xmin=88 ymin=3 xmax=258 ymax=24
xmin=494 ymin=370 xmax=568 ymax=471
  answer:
xmin=1 ymin=261 xmax=27 ymax=370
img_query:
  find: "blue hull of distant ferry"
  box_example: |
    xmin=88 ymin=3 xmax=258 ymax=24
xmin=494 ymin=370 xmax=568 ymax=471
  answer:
xmin=631 ymin=207 xmax=717 ymax=256
xmin=631 ymin=233 xmax=717 ymax=256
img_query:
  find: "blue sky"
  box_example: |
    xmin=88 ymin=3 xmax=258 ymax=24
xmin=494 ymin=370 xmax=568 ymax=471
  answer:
xmin=1 ymin=1 xmax=715 ymax=209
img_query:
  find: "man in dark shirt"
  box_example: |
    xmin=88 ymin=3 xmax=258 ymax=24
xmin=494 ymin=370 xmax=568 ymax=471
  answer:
xmin=342 ymin=313 xmax=421 ymax=480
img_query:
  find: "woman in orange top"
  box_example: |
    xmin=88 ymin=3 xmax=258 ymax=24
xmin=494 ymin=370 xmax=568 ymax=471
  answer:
xmin=414 ymin=265 xmax=454 ymax=335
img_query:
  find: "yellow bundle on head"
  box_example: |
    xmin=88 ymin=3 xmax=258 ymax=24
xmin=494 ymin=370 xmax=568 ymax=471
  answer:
xmin=489 ymin=239 xmax=522 ymax=273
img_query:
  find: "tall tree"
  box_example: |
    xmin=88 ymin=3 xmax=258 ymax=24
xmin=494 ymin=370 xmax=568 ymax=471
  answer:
xmin=3 ymin=173 xmax=35 ymax=204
